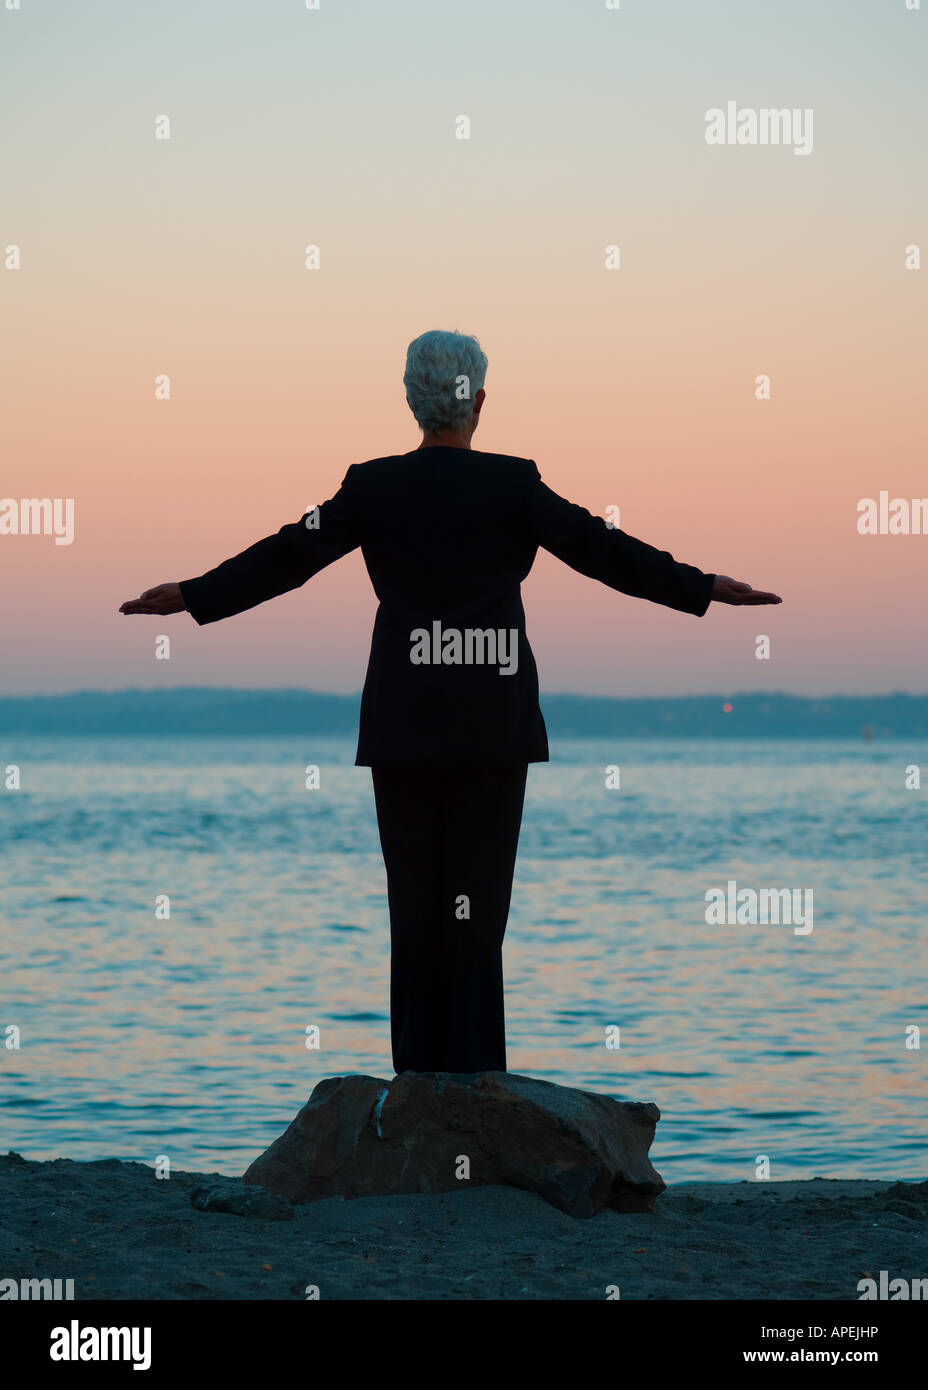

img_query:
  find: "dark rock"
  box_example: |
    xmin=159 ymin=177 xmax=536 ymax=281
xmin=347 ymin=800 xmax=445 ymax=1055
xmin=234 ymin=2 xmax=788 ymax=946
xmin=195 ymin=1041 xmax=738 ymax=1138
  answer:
xmin=189 ymin=1178 xmax=294 ymax=1221
xmin=876 ymin=1180 xmax=928 ymax=1210
xmin=243 ymin=1071 xmax=665 ymax=1218
xmin=872 ymin=1181 xmax=928 ymax=1222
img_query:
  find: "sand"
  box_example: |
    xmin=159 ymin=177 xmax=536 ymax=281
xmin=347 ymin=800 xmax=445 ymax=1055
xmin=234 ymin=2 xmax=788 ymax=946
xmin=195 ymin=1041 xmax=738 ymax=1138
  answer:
xmin=1 ymin=1152 xmax=926 ymax=1301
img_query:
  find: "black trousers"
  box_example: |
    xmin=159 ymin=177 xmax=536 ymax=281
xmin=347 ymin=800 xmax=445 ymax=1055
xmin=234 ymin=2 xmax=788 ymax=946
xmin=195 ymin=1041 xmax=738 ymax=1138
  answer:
xmin=370 ymin=764 xmax=528 ymax=1075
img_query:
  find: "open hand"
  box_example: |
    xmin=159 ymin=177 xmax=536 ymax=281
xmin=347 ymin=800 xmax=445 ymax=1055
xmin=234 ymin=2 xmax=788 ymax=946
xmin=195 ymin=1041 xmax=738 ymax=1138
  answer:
xmin=711 ymin=575 xmax=782 ymax=606
xmin=119 ymin=583 xmax=187 ymax=616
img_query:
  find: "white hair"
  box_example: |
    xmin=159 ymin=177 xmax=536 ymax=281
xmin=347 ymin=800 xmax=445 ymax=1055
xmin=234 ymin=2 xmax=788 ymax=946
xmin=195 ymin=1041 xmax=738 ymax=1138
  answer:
xmin=403 ymin=329 xmax=488 ymax=434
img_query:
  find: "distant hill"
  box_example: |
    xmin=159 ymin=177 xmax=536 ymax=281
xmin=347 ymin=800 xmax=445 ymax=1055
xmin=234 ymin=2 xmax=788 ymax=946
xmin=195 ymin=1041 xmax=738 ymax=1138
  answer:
xmin=1 ymin=688 xmax=927 ymax=737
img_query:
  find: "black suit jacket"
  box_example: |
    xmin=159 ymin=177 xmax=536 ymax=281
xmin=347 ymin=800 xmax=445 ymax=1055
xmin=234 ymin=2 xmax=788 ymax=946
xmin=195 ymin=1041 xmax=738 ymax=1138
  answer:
xmin=179 ymin=447 xmax=715 ymax=768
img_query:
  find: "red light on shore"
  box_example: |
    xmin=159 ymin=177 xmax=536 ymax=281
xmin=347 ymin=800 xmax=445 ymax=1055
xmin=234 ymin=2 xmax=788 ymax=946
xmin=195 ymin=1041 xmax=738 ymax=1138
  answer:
xmin=722 ymin=703 xmax=733 ymax=713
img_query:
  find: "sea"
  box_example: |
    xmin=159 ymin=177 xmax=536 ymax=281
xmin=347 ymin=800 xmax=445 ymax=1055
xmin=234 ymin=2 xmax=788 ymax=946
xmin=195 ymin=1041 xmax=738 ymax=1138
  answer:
xmin=1 ymin=735 xmax=925 ymax=1183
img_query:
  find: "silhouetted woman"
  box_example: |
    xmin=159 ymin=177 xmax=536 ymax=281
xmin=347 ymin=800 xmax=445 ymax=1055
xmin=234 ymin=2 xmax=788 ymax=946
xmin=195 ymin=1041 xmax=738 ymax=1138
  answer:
xmin=120 ymin=329 xmax=780 ymax=1075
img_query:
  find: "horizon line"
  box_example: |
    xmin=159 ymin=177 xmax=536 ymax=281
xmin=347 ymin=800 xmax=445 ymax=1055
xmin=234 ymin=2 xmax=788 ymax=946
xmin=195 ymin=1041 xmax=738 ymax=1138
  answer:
xmin=4 ymin=687 xmax=928 ymax=703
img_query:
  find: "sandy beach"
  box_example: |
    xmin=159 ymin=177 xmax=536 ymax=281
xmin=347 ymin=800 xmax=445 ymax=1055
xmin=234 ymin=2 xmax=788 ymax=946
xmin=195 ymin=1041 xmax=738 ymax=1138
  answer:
xmin=2 ymin=1152 xmax=925 ymax=1301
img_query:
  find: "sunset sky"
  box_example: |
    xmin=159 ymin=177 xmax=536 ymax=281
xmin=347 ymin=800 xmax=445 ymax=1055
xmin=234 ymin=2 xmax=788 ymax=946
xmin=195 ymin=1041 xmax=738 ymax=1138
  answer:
xmin=2 ymin=0 xmax=925 ymax=697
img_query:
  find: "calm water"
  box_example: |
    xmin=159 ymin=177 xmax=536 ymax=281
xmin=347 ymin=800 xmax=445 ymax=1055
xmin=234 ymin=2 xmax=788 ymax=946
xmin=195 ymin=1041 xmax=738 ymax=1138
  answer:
xmin=1 ymin=736 xmax=925 ymax=1182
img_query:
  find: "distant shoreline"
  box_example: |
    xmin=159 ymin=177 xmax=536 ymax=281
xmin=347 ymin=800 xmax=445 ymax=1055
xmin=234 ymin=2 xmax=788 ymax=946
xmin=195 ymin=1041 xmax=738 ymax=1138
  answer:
xmin=3 ymin=689 xmax=928 ymax=737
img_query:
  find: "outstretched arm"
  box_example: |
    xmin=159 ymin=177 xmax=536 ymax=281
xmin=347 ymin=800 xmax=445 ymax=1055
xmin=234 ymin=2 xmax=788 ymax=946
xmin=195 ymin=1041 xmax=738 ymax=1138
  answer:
xmin=524 ymin=463 xmax=780 ymax=613
xmin=119 ymin=466 xmax=363 ymax=624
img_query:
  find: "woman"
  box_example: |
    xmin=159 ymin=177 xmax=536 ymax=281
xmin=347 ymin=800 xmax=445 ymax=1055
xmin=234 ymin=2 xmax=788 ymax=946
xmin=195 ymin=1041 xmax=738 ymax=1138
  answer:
xmin=120 ymin=329 xmax=781 ymax=1076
